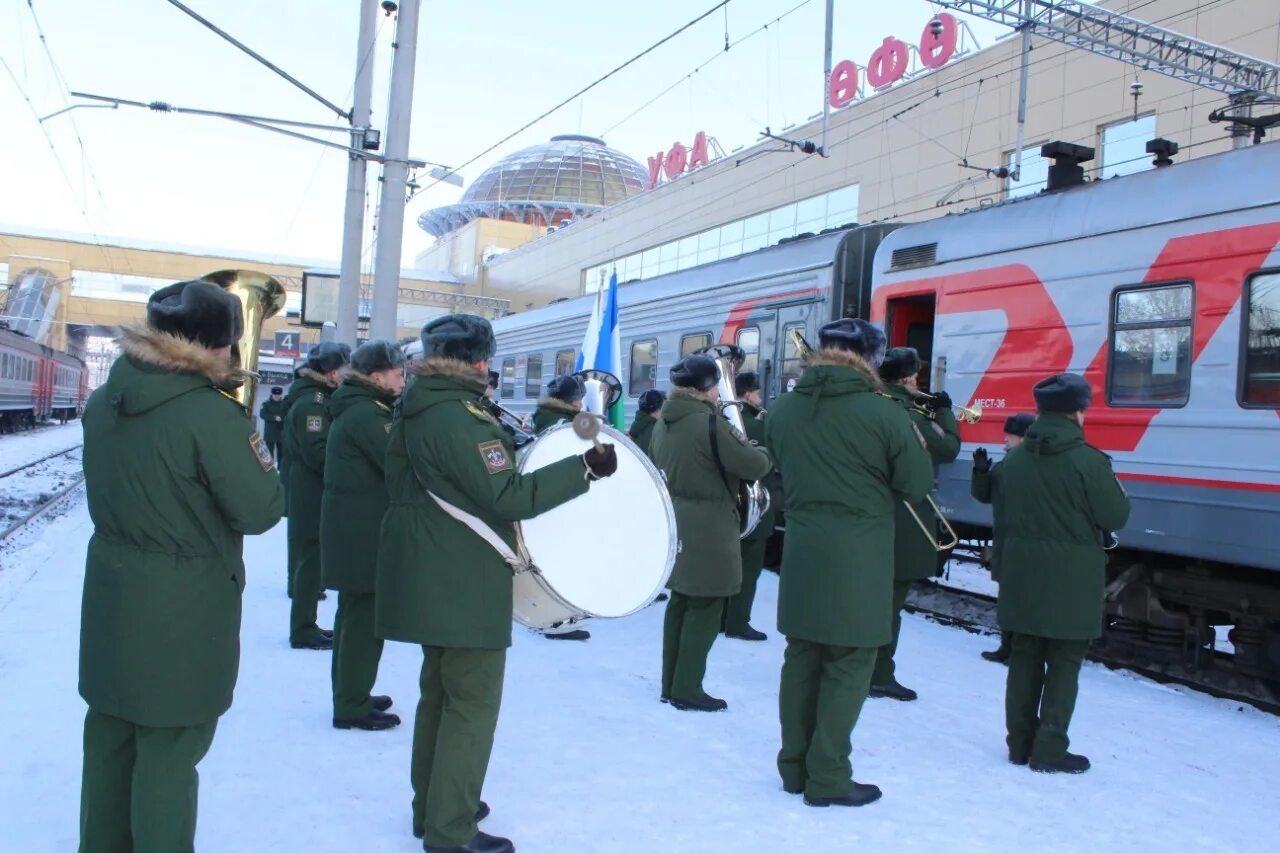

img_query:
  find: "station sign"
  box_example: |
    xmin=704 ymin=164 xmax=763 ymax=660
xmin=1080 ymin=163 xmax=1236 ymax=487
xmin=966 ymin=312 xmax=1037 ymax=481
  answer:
xmin=647 ymin=131 xmax=713 ymax=189
xmin=828 ymin=13 xmax=961 ymax=109
xmin=274 ymin=330 xmax=300 ymax=357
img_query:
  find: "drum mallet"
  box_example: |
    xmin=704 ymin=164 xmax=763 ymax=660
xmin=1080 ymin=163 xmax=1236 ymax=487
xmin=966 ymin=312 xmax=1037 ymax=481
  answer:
xmin=572 ymin=411 xmax=607 ymax=449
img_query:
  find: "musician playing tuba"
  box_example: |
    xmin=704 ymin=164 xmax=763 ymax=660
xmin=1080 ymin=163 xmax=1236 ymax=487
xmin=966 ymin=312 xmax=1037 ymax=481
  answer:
xmin=871 ymin=346 xmax=961 ymax=702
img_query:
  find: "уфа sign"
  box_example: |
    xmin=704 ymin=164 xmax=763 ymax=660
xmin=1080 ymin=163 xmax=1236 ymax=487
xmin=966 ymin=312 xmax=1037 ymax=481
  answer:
xmin=275 ymin=330 xmax=300 ymax=357
xmin=647 ymin=131 xmax=713 ymax=189
xmin=828 ymin=13 xmax=960 ymax=109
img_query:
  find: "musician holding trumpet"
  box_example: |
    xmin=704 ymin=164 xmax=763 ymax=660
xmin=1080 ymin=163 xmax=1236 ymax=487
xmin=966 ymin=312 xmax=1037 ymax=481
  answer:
xmin=871 ymin=347 xmax=962 ymax=702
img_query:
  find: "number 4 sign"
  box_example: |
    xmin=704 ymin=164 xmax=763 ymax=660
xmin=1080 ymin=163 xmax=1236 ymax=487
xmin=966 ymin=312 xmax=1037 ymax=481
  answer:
xmin=275 ymin=331 xmax=300 ymax=357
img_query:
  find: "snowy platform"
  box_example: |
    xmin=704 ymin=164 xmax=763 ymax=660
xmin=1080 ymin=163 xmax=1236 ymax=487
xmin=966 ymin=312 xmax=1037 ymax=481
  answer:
xmin=1 ymin=500 xmax=1277 ymax=852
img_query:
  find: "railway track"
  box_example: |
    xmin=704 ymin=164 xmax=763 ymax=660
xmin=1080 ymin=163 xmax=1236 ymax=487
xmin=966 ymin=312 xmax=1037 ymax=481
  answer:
xmin=0 ymin=445 xmax=86 ymax=541
xmin=907 ymin=580 xmax=1280 ymax=716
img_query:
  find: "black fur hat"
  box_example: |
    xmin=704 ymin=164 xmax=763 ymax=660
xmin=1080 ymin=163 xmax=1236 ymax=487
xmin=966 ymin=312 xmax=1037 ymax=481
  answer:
xmin=306 ymin=341 xmax=351 ymax=374
xmin=817 ymin=318 xmax=887 ymax=366
xmin=670 ymin=355 xmax=720 ymax=391
xmin=421 ymin=313 xmax=496 ymax=363
xmin=146 ymin=280 xmax=243 ymax=349
xmin=1033 ymin=373 xmax=1092 ymax=413
xmin=879 ymin=347 xmax=922 ymax=382
xmin=350 ymin=339 xmax=406 ymax=375
xmin=735 ymin=371 xmax=761 ymax=396
xmin=487 ymin=370 xmax=499 ymax=389
xmin=1003 ymin=413 xmax=1036 ymax=437
xmin=638 ymin=389 xmax=666 ymax=413
xmin=546 ymin=374 xmax=585 ymax=404
xmin=270 ymin=386 xmax=283 ymax=395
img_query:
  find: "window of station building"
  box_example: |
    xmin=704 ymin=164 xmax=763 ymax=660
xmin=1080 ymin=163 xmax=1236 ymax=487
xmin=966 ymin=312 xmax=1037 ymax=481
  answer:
xmin=1108 ymin=283 xmax=1193 ymax=407
xmin=780 ymin=323 xmax=806 ymax=391
xmin=680 ymin=333 xmax=711 ymax=358
xmin=1242 ymin=272 xmax=1280 ymax=406
xmin=629 ymin=339 xmax=658 ymax=395
xmin=499 ymin=358 xmax=516 ymax=399
xmin=1005 ymin=143 xmax=1050 ymax=199
xmin=525 ymin=354 xmax=544 ymax=398
xmin=736 ymin=327 xmax=760 ymax=374
xmin=1100 ymin=115 xmax=1156 ymax=180
xmin=554 ymin=348 xmax=576 ymax=378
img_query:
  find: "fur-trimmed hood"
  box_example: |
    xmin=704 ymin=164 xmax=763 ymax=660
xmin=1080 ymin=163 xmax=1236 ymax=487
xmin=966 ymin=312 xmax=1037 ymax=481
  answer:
xmin=330 ymin=371 xmax=397 ymax=419
xmin=790 ymin=347 xmax=882 ymax=414
xmin=296 ymin=366 xmax=340 ymax=388
xmin=103 ymin=325 xmax=243 ymax=416
xmin=400 ymin=357 xmax=487 ymax=419
xmin=661 ymin=387 xmax=716 ymax=424
xmin=535 ymin=396 xmax=580 ymax=416
xmin=408 ymin=357 xmax=487 ymax=381
xmin=800 ymin=347 xmax=882 ymax=389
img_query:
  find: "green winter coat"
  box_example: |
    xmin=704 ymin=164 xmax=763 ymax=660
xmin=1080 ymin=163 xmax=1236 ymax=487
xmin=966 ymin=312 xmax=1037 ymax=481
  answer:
xmin=765 ymin=351 xmax=934 ymax=648
xmin=258 ymin=396 xmax=287 ymax=443
xmin=377 ymin=360 xmax=590 ymax=649
xmin=649 ymin=390 xmax=771 ymax=598
xmin=283 ymin=370 xmax=337 ymax=544
xmin=740 ymin=401 xmax=780 ymax=543
xmin=971 ymin=458 xmax=1006 ymax=581
xmin=883 ymin=385 xmax=961 ymax=580
xmin=79 ymin=328 xmax=284 ymax=728
xmin=320 ymin=375 xmax=396 ymax=592
xmin=628 ymin=410 xmax=658 ymax=456
xmin=995 ymin=414 xmax=1131 ymax=640
xmin=531 ymin=398 xmax=577 ymax=433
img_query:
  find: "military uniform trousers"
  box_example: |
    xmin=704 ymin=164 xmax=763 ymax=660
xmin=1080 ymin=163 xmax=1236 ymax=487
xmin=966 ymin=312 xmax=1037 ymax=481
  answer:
xmin=778 ymin=640 xmax=877 ymax=798
xmin=264 ymin=435 xmax=282 ymax=465
xmin=1005 ymin=634 xmax=1090 ymax=763
xmin=287 ymin=535 xmax=322 ymax=642
xmin=662 ymin=592 xmax=725 ymax=700
xmin=871 ymin=579 xmax=913 ymax=686
xmin=80 ymin=709 xmax=218 ymax=853
xmin=412 ymin=647 xmax=506 ymax=849
xmin=331 ymin=592 xmax=385 ymax=719
xmin=724 ymin=536 xmax=767 ymax=635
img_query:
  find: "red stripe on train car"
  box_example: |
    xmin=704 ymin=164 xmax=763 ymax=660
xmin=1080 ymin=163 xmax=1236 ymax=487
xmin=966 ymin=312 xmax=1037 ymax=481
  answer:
xmin=718 ymin=287 xmax=825 ymax=344
xmin=1117 ymin=472 xmax=1280 ymax=494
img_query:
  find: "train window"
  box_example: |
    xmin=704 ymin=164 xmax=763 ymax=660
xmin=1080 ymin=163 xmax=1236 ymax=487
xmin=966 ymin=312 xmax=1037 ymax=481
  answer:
xmin=781 ymin=323 xmax=806 ymax=391
xmin=680 ymin=333 xmax=711 ymax=358
xmin=555 ymin=348 xmax=576 ymax=377
xmin=525 ymin=355 xmax=544 ymax=397
xmin=499 ymin=358 xmax=515 ymax=399
xmin=1108 ymin=283 xmax=1193 ymax=407
xmin=736 ymin=327 xmax=760 ymax=374
xmin=1242 ymin=272 xmax=1280 ymax=406
xmin=629 ymin=339 xmax=658 ymax=395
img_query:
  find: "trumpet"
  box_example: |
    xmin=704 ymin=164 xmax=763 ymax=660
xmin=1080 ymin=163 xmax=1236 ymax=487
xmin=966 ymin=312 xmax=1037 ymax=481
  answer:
xmin=904 ymin=494 xmax=960 ymax=552
xmin=485 ymin=398 xmax=535 ymax=448
xmin=912 ymin=391 xmax=983 ymax=424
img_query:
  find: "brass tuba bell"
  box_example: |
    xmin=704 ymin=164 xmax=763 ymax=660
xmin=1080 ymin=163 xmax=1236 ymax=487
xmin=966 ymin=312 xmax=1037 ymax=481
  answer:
xmin=200 ymin=269 xmax=287 ymax=411
xmin=697 ymin=343 xmax=772 ymax=540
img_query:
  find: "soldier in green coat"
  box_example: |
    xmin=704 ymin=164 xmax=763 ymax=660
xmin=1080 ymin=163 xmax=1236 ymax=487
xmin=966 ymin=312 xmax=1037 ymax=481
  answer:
xmin=283 ymin=341 xmax=350 ymax=650
xmin=321 ymin=340 xmax=406 ymax=731
xmin=765 ymin=319 xmax=933 ymax=807
xmin=722 ymin=371 xmax=778 ymax=641
xmin=870 ymin=347 xmax=961 ymax=701
xmin=995 ymin=373 xmax=1130 ymax=774
xmin=530 ymin=373 xmax=584 ymax=433
xmin=79 ymin=281 xmax=284 ymax=851
xmin=650 ymin=355 xmax=771 ymax=712
xmin=627 ymin=388 xmax=664 ymax=456
xmin=971 ymin=412 xmax=1035 ymax=663
xmin=258 ymin=385 xmax=286 ymax=464
xmin=377 ymin=315 xmax=617 ymax=853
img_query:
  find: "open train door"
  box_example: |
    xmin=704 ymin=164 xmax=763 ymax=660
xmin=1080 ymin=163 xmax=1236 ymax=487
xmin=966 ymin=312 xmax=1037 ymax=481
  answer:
xmin=883 ymin=293 xmax=938 ymax=391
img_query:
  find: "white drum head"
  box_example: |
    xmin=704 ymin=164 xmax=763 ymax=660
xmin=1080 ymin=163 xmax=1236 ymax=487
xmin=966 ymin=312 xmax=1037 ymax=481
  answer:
xmin=518 ymin=423 xmax=676 ymax=619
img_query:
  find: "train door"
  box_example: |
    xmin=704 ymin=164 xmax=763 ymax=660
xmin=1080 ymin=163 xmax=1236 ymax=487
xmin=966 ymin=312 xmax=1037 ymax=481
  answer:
xmin=884 ymin=293 xmax=937 ymax=391
xmin=731 ymin=301 xmax=823 ymax=407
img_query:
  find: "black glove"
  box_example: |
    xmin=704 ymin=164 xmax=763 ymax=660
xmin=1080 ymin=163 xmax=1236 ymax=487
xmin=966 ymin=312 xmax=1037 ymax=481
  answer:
xmin=972 ymin=446 xmax=991 ymax=474
xmin=929 ymin=390 xmax=953 ymax=411
xmin=582 ymin=444 xmax=618 ymax=480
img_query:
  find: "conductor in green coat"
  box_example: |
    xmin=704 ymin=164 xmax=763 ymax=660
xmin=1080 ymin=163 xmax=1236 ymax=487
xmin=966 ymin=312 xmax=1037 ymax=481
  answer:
xmin=283 ymin=341 xmax=351 ymax=650
xmin=377 ymin=314 xmax=618 ymax=853
xmin=79 ymin=281 xmax=284 ymax=851
xmin=627 ymin=388 xmax=664 ymax=457
xmin=870 ymin=347 xmax=961 ymax=701
xmin=650 ymin=355 xmax=771 ymax=712
xmin=765 ymin=319 xmax=933 ymax=807
xmin=995 ymin=373 xmax=1130 ymax=774
xmin=321 ymin=339 xmax=406 ymax=732
xmin=530 ymin=373 xmax=584 ymax=433
xmin=258 ymin=386 xmax=286 ymax=464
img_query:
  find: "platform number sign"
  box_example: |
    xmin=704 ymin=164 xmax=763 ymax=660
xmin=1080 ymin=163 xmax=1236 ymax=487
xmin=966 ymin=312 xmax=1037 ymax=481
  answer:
xmin=275 ymin=331 xmax=300 ymax=357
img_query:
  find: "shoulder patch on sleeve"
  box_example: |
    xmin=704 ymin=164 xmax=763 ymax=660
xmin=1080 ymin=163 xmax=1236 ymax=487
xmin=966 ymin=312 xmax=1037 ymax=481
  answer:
xmin=306 ymin=415 xmax=323 ymax=433
xmin=249 ymin=432 xmax=275 ymax=471
xmin=478 ymin=440 xmax=512 ymax=474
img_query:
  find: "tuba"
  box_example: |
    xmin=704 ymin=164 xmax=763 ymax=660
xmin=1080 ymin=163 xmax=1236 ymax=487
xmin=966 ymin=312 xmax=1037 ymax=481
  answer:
xmin=698 ymin=344 xmax=771 ymax=540
xmin=200 ymin=269 xmax=287 ymax=411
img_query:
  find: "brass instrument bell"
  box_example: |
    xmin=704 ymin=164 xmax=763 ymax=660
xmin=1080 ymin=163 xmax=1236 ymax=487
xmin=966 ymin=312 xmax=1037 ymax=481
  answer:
xmin=200 ymin=269 xmax=287 ymax=411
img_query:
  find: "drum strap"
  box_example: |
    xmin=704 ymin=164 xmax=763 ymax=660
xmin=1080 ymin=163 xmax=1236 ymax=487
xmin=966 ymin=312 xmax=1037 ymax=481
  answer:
xmin=706 ymin=414 xmax=736 ymax=502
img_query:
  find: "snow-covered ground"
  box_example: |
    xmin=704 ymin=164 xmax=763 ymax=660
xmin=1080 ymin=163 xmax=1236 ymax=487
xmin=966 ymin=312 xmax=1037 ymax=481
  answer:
xmin=0 ymin=447 xmax=83 ymax=532
xmin=0 ymin=421 xmax=84 ymax=473
xmin=2 ymin=499 xmax=1278 ymax=852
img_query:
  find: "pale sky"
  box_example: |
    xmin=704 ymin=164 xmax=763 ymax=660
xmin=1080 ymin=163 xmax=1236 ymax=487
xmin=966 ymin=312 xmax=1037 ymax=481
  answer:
xmin=0 ymin=0 xmax=1005 ymax=269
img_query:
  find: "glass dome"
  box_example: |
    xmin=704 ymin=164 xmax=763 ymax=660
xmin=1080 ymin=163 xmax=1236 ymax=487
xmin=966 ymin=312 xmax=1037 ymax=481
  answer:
xmin=461 ymin=135 xmax=649 ymax=207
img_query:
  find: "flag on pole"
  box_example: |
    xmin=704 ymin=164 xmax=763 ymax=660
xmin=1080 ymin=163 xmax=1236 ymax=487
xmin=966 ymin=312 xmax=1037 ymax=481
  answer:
xmin=575 ymin=271 xmax=624 ymax=430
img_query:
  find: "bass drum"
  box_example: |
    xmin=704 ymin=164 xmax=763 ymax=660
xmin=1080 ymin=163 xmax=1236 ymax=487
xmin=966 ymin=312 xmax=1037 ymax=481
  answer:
xmin=513 ymin=422 xmax=677 ymax=632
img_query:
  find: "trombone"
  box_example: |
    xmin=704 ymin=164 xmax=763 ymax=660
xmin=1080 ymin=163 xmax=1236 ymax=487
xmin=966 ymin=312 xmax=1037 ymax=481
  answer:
xmin=905 ymin=495 xmax=960 ymax=552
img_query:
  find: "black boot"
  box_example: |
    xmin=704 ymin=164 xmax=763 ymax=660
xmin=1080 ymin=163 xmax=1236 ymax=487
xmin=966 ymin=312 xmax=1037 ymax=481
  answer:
xmin=655 ymin=592 xmax=669 ymax=602
xmin=414 ymin=803 xmax=491 ymax=839
xmin=317 ymin=590 xmax=327 ymax=601
xmin=424 ymin=830 xmax=513 ymax=853
xmin=868 ymin=679 xmax=917 ymax=701
xmin=1031 ymin=752 xmax=1091 ymax=774
xmin=318 ymin=627 xmax=334 ymax=640
xmin=669 ymin=692 xmax=728 ymax=712
xmin=372 ymin=695 xmax=393 ymax=712
xmin=333 ymin=709 xmax=401 ymax=731
xmin=725 ymin=625 xmax=768 ymax=641
xmin=1008 ymin=750 xmax=1030 ymax=766
xmin=290 ymin=627 xmax=333 ymax=650
xmin=981 ymin=639 xmax=1011 ymax=663
xmin=804 ymin=782 xmax=882 ymax=807
xmin=544 ymin=629 xmax=590 ymax=641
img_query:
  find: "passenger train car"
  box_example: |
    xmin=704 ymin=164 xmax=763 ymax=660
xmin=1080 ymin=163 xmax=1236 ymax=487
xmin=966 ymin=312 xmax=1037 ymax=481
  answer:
xmin=0 ymin=325 xmax=87 ymax=432
xmin=429 ymin=138 xmax=1280 ymax=684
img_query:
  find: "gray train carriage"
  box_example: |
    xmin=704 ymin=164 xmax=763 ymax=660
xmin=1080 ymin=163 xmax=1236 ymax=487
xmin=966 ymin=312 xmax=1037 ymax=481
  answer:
xmin=0 ymin=327 xmax=87 ymax=431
